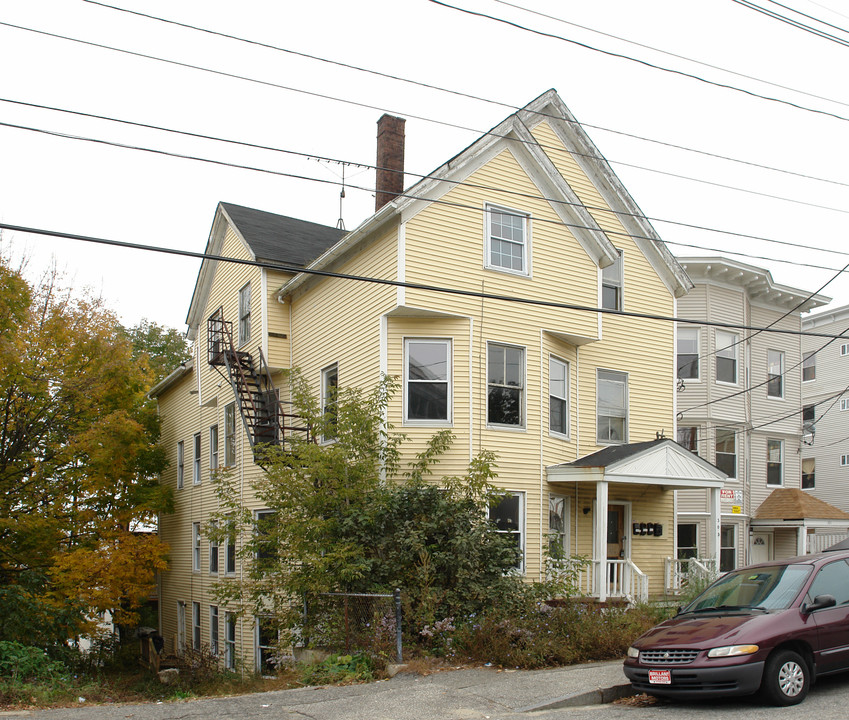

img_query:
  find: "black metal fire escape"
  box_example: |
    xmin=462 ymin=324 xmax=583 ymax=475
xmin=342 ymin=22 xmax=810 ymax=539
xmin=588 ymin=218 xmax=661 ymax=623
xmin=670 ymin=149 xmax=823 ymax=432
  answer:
xmin=207 ymin=315 xmax=310 ymax=463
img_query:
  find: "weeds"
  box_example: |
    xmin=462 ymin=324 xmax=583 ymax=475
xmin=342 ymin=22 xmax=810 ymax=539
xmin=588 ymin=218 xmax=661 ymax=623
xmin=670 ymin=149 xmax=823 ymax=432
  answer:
xmin=298 ymin=653 xmax=375 ymax=685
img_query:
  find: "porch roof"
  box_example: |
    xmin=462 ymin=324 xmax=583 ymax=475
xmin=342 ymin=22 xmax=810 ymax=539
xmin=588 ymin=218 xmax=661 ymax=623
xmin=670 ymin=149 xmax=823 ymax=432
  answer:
xmin=547 ymin=438 xmax=726 ymax=489
xmin=753 ymin=488 xmax=849 ymax=524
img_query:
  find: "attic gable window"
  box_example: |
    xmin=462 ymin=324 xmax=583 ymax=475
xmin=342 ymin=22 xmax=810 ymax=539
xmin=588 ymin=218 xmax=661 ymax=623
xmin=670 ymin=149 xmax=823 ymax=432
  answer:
xmin=486 ymin=205 xmax=529 ymax=276
xmin=601 ymin=251 xmax=623 ymax=311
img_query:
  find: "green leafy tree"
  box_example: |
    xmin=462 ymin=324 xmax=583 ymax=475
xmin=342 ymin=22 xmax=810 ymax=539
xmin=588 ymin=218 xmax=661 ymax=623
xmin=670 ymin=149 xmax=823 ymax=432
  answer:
xmin=0 ymin=255 xmax=172 ymax=645
xmin=121 ymin=319 xmax=191 ymax=384
xmin=209 ymin=372 xmax=551 ymax=645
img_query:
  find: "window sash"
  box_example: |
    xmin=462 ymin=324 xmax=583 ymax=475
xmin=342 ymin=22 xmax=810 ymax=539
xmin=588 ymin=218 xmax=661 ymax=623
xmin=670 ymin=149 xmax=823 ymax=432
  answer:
xmin=715 ymin=331 xmax=738 ymax=384
xmin=238 ymin=283 xmax=251 ymax=346
xmin=677 ymin=426 xmax=698 ymax=453
xmin=209 ymin=521 xmax=219 ymax=574
xmin=715 ymin=428 xmax=737 ymax=479
xmin=224 ymin=403 xmax=236 ymax=466
xmin=406 ymin=340 xmax=451 ymax=422
xmin=210 ymin=606 xmax=219 ymax=655
xmin=677 ymin=328 xmax=700 ymax=379
xmin=487 ymin=206 xmax=528 ymax=274
xmin=767 ymin=439 xmax=783 ymax=486
xmin=601 ymin=252 xmax=623 ymax=311
xmin=677 ymin=523 xmax=698 ymax=560
xmin=487 ymin=344 xmax=524 ymax=427
xmin=209 ymin=425 xmax=219 ymax=471
xmin=193 ymin=433 xmax=201 ymax=485
xmin=224 ymin=613 xmax=236 ymax=670
xmin=802 ymin=458 xmax=815 ymax=489
xmin=767 ymin=350 xmax=784 ymax=398
xmin=720 ymin=524 xmax=736 ymax=572
xmin=192 ymin=602 xmax=201 ymax=650
xmin=802 ymin=352 xmax=816 ymax=381
xmin=489 ymin=493 xmax=524 ymax=571
xmin=192 ymin=522 xmax=201 ymax=572
xmin=548 ymin=495 xmax=568 ymax=557
xmin=596 ymin=370 xmax=627 ymax=443
xmin=549 ymin=357 xmax=569 ymax=436
xmin=177 ymin=441 xmax=184 ymax=489
xmin=321 ymin=364 xmax=339 ymax=440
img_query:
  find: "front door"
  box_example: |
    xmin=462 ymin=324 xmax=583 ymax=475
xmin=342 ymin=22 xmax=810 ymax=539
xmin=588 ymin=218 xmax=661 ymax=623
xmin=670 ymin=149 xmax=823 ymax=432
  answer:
xmin=607 ymin=505 xmax=625 ymax=559
xmin=752 ymin=532 xmax=772 ymax=564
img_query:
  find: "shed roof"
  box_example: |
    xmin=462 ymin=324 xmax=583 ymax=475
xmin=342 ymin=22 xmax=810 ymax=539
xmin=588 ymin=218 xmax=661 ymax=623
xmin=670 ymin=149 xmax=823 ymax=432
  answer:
xmin=754 ymin=488 xmax=849 ymax=521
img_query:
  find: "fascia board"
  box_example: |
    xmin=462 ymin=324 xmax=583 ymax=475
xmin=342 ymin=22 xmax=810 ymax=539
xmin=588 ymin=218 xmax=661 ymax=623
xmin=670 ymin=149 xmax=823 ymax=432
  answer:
xmin=148 ymin=359 xmax=194 ymax=399
xmin=529 ymin=96 xmax=692 ymax=298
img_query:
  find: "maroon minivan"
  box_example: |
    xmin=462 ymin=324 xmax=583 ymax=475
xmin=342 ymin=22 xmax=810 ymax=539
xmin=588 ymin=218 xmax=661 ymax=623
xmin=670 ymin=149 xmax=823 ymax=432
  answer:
xmin=624 ymin=549 xmax=849 ymax=705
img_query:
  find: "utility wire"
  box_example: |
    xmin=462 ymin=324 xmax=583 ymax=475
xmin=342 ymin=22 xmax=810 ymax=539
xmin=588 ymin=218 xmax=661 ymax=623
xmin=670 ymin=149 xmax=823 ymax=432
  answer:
xmin=491 ymin=0 xmax=849 ymax=110
xmin=82 ymin=0 xmax=849 ymax=190
xmin=4 ymin=102 xmax=849 ymax=273
xmin=427 ymin=0 xmax=849 ymax=124
xmin=762 ymin=0 xmax=849 ymax=35
xmin=2 ymin=221 xmax=846 ymax=339
xmin=731 ymin=0 xmax=849 ymax=47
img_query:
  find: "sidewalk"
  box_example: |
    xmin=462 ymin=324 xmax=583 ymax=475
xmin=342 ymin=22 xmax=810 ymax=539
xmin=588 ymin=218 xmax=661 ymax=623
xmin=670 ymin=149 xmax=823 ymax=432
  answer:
xmin=10 ymin=661 xmax=634 ymax=720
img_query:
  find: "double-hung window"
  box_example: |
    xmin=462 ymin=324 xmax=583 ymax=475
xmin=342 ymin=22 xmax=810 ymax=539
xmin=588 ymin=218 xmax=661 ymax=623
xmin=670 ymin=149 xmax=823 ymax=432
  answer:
xmin=177 ymin=441 xmax=184 ymax=490
xmin=802 ymin=352 xmax=816 ymax=382
xmin=225 ymin=514 xmax=236 ymax=575
xmin=321 ymin=364 xmax=339 ymax=442
xmin=601 ymin=251 xmax=623 ymax=311
xmin=192 ymin=602 xmax=201 ymax=651
xmin=255 ymin=510 xmax=277 ymax=565
xmin=192 ymin=433 xmax=201 ymax=485
xmin=715 ymin=428 xmax=737 ymax=479
xmin=209 ymin=520 xmax=219 ymax=574
xmin=192 ymin=522 xmax=201 ymax=572
xmin=548 ymin=495 xmax=569 ymax=559
xmin=720 ymin=525 xmax=736 ymax=572
xmin=677 ymin=523 xmax=698 ymax=559
xmin=489 ymin=492 xmax=524 ymax=571
xmin=238 ymin=283 xmax=251 ymax=346
xmin=209 ymin=425 xmax=219 ymax=473
xmin=487 ymin=343 xmax=524 ymax=427
xmin=224 ymin=612 xmax=236 ymax=670
xmin=549 ymin=357 xmax=569 ymax=437
xmin=767 ymin=439 xmax=784 ymax=486
xmin=224 ymin=403 xmax=236 ymax=466
xmin=596 ymin=369 xmax=627 ymax=443
xmin=715 ymin=331 xmax=738 ymax=384
xmin=677 ymin=327 xmax=700 ymax=380
xmin=677 ymin=426 xmax=698 ymax=454
xmin=486 ymin=205 xmax=529 ymax=275
xmin=802 ymin=459 xmax=815 ymax=489
xmin=767 ymin=350 xmax=784 ymax=398
xmin=405 ymin=339 xmax=451 ymax=423
xmin=209 ymin=606 xmax=219 ymax=655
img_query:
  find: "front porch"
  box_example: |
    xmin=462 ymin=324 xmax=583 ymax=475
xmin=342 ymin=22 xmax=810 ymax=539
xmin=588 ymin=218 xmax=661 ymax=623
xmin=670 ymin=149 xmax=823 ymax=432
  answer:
xmin=547 ymin=439 xmax=726 ymax=603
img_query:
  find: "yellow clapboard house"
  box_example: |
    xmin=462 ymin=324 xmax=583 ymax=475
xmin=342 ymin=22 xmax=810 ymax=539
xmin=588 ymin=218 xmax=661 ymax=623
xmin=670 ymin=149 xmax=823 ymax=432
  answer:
xmin=151 ymin=89 xmax=726 ymax=670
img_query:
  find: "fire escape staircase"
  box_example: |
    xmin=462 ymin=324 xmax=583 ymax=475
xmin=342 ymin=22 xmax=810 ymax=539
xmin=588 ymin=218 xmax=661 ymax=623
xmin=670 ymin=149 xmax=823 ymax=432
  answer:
xmin=207 ymin=317 xmax=310 ymax=464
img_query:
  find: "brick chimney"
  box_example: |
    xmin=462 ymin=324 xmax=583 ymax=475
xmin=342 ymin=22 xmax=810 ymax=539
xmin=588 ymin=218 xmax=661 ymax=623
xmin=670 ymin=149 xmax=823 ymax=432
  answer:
xmin=375 ymin=114 xmax=405 ymax=212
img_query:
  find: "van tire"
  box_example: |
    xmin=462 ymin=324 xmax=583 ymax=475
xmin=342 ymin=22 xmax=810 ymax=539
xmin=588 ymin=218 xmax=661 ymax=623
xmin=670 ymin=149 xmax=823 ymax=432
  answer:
xmin=761 ymin=649 xmax=809 ymax=706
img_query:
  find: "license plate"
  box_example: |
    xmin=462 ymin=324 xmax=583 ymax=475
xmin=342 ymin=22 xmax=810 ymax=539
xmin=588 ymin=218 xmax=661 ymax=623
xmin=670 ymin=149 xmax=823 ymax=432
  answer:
xmin=648 ymin=670 xmax=671 ymax=685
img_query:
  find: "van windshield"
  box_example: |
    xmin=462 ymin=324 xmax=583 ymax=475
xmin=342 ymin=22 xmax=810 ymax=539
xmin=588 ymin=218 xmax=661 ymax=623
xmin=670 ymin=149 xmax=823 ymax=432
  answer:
xmin=683 ymin=564 xmax=812 ymax=612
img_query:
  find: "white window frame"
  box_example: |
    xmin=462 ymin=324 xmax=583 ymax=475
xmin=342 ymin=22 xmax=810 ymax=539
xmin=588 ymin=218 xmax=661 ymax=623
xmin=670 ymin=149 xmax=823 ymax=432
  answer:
xmin=548 ymin=494 xmax=570 ymax=558
xmin=486 ymin=342 xmax=526 ymax=429
xmin=767 ymin=439 xmax=784 ymax=486
xmin=177 ymin=440 xmax=184 ymax=490
xmin=841 ymin=398 xmax=849 ymax=412
xmin=225 ymin=515 xmax=237 ymax=575
xmin=549 ymin=356 xmax=570 ymax=438
xmin=404 ymin=339 xmax=452 ymax=425
xmin=238 ymin=282 xmax=251 ymax=346
xmin=715 ymin=330 xmax=738 ymax=385
xmin=255 ymin=616 xmax=277 ymax=675
xmin=841 ymin=343 xmax=849 ymax=356
xmin=677 ymin=425 xmax=699 ymax=454
xmin=841 ymin=454 xmax=849 ymax=467
xmin=677 ymin=522 xmax=698 ymax=559
xmin=489 ymin=491 xmax=525 ymax=573
xmin=209 ymin=424 xmax=219 ymax=472
xmin=209 ymin=605 xmax=219 ymax=656
xmin=192 ymin=522 xmax=201 ymax=573
xmin=192 ymin=433 xmax=201 ymax=485
xmin=767 ymin=350 xmax=784 ymax=399
xmin=321 ymin=363 xmax=339 ymax=443
xmin=600 ymin=250 xmax=623 ymax=311
xmin=485 ymin=204 xmax=530 ymax=276
xmin=720 ymin=524 xmax=737 ymax=573
xmin=255 ymin=509 xmax=276 ymax=563
xmin=224 ymin=612 xmax=236 ymax=670
xmin=677 ymin=327 xmax=700 ymax=381
xmin=192 ymin=601 xmax=201 ymax=651
xmin=715 ymin=428 xmax=737 ymax=480
xmin=176 ymin=601 xmax=186 ymax=655
xmin=596 ymin=368 xmax=628 ymax=444
xmin=224 ymin=403 xmax=236 ymax=466
xmin=802 ymin=352 xmax=816 ymax=382
xmin=209 ymin=520 xmax=219 ymax=574
xmin=802 ymin=458 xmax=815 ymax=489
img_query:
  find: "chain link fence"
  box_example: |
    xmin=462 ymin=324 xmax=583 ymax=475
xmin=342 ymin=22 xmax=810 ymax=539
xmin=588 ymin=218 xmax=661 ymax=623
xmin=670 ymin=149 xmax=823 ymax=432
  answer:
xmin=301 ymin=589 xmax=403 ymax=663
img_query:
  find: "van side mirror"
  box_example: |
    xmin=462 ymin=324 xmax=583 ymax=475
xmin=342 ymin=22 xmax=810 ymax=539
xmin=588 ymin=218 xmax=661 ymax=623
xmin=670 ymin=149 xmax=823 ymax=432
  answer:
xmin=804 ymin=594 xmax=836 ymax=613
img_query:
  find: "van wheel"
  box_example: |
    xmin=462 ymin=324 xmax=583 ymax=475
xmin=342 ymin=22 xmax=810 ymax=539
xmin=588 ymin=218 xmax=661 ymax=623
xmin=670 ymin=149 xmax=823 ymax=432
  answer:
xmin=761 ymin=650 xmax=809 ymax=706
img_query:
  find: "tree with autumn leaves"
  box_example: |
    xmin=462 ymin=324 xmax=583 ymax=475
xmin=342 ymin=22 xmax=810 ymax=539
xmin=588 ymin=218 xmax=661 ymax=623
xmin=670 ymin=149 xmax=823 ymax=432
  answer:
xmin=0 ymin=253 xmax=188 ymax=646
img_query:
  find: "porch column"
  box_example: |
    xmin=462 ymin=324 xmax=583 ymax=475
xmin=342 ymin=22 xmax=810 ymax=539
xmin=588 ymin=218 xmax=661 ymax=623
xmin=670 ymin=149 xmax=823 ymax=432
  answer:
xmin=707 ymin=487 xmax=721 ymax=574
xmin=797 ymin=526 xmax=807 ymax=556
xmin=596 ymin=481 xmax=609 ymax=602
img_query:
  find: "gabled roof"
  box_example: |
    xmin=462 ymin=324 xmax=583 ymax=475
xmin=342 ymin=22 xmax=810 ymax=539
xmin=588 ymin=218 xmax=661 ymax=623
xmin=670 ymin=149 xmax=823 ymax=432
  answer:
xmin=185 ymin=202 xmax=345 ymax=335
xmin=219 ymin=202 xmax=346 ymax=265
xmin=547 ymin=438 xmax=726 ymax=489
xmin=280 ymin=89 xmax=693 ymax=300
xmin=754 ymin=488 xmax=849 ymax=521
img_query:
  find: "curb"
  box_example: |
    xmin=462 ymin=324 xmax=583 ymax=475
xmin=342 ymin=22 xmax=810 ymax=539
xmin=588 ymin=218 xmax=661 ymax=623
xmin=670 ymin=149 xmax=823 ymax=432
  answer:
xmin=517 ymin=683 xmax=636 ymax=712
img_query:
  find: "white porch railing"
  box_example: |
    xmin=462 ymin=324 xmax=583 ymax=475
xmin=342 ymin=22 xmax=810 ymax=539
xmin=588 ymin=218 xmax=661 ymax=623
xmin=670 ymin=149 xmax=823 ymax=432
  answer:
xmin=569 ymin=558 xmax=648 ymax=603
xmin=807 ymin=533 xmax=849 ymax=554
xmin=665 ymin=557 xmax=716 ymax=595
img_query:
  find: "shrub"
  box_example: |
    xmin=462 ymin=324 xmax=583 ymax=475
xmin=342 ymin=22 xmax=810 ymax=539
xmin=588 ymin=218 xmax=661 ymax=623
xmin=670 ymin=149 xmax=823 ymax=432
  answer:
xmin=298 ymin=653 xmax=375 ymax=685
xmin=0 ymin=641 xmax=68 ymax=681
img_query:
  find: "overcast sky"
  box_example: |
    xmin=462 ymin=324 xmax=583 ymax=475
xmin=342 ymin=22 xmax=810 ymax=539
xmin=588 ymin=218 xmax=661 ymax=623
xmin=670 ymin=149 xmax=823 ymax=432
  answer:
xmin=2 ymin=0 xmax=848 ymax=331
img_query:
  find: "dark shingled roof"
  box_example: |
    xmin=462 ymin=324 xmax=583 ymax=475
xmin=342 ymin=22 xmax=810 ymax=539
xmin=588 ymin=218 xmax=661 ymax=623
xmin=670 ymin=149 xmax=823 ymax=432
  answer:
xmin=220 ymin=202 xmax=347 ymax=267
xmin=565 ymin=439 xmax=669 ymax=468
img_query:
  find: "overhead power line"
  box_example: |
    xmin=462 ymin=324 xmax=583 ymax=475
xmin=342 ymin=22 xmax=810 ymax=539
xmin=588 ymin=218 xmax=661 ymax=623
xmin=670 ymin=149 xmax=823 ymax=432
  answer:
xmin=2 ymin=220 xmax=846 ymax=340
xmin=426 ymin=0 xmax=849 ymax=124
xmin=0 ymin=104 xmax=847 ymax=272
xmin=82 ymin=0 xmax=849 ymax=190
xmin=731 ymin=0 xmax=849 ymax=47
